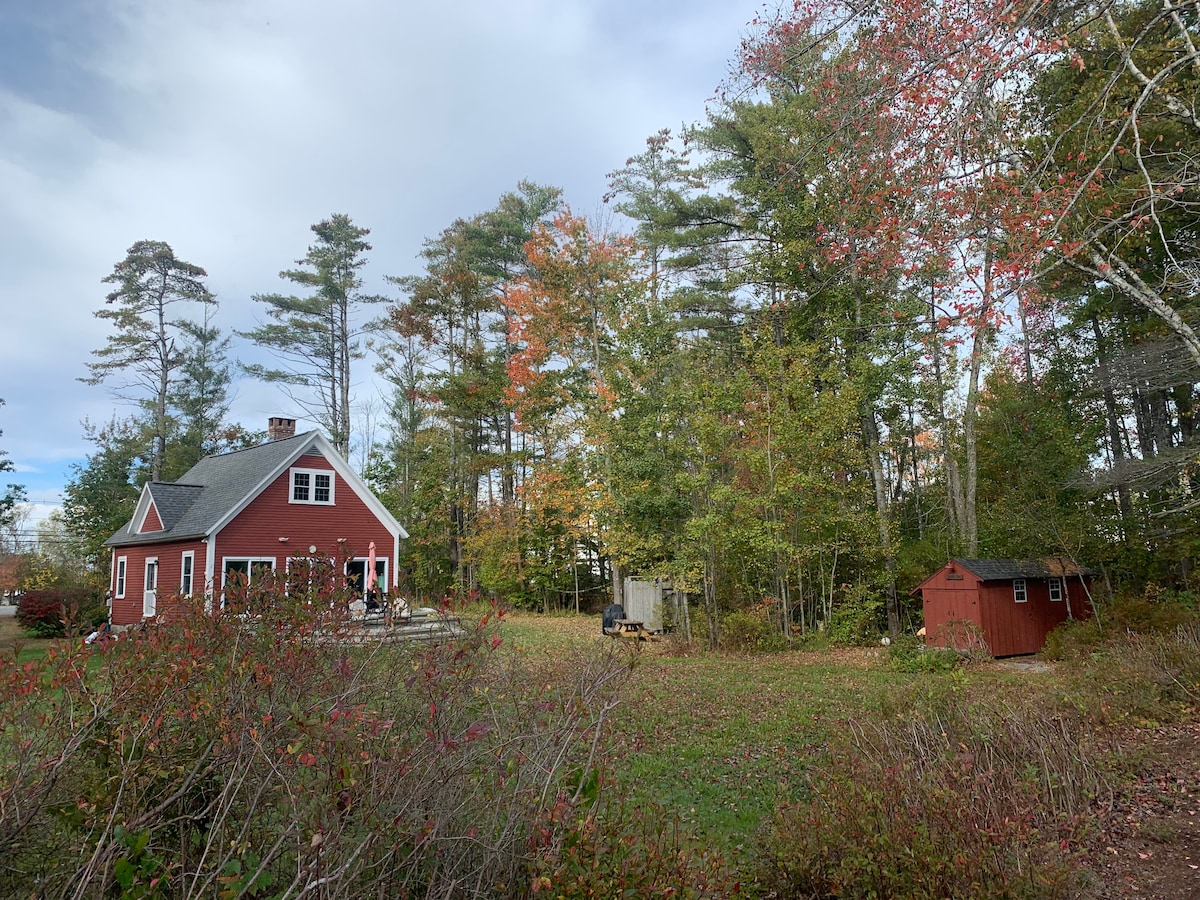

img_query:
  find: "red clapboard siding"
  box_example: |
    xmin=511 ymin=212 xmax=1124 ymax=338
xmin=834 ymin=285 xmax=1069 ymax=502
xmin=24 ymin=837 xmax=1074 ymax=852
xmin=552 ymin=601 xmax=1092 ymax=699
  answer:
xmin=214 ymin=454 xmax=395 ymax=581
xmin=110 ymin=539 xmax=208 ymax=626
xmin=916 ymin=560 xmax=1093 ymax=657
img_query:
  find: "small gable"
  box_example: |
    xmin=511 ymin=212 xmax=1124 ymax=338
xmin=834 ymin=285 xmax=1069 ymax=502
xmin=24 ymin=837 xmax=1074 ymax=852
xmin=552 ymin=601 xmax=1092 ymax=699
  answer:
xmin=139 ymin=503 xmax=163 ymax=533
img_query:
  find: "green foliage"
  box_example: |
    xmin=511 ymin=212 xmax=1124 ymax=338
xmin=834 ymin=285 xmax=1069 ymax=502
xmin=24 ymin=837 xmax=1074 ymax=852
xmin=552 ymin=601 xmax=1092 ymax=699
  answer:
xmin=84 ymin=240 xmax=217 ymax=482
xmin=0 ymin=399 xmax=26 ymax=535
xmin=61 ymin=417 xmax=144 ymax=571
xmin=826 ymin=588 xmax=885 ymax=646
xmin=1044 ymin=589 xmax=1200 ymax=661
xmin=1053 ymin=623 xmax=1200 ymax=728
xmin=887 ymin=633 xmax=961 ymax=673
xmin=719 ymin=605 xmax=787 ymax=654
xmin=243 ymin=213 xmax=382 ymax=455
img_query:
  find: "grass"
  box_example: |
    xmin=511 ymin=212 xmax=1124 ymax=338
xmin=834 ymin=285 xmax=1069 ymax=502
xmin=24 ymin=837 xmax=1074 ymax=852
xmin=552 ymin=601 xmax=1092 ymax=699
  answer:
xmin=491 ymin=612 xmax=1040 ymax=847
xmin=0 ymin=614 xmax=53 ymax=662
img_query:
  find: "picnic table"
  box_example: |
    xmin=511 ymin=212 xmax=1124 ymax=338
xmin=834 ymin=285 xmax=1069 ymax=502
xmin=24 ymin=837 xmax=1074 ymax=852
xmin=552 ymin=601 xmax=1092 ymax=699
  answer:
xmin=605 ymin=618 xmax=658 ymax=642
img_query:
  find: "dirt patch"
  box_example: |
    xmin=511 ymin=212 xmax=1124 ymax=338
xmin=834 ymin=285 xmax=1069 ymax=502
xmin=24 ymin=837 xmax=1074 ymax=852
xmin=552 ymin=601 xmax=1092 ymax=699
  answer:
xmin=992 ymin=656 xmax=1056 ymax=674
xmin=1086 ymin=721 xmax=1200 ymax=899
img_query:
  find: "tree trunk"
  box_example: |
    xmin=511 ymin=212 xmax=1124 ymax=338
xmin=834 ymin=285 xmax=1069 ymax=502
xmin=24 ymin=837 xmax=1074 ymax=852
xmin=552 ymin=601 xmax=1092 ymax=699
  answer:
xmin=1090 ymin=315 xmax=1134 ymax=537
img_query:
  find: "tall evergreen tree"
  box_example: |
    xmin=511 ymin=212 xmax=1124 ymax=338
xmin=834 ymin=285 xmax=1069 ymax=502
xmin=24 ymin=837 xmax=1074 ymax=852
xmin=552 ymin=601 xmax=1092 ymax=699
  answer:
xmin=0 ymin=400 xmax=26 ymax=537
xmin=243 ymin=214 xmax=382 ymax=456
xmin=83 ymin=241 xmax=216 ymax=481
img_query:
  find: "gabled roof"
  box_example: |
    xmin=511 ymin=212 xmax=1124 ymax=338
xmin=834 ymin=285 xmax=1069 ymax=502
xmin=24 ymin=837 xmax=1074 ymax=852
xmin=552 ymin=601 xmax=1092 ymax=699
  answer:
xmin=145 ymin=482 xmax=205 ymax=531
xmin=105 ymin=431 xmax=406 ymax=547
xmin=911 ymin=557 xmax=1093 ymax=595
xmin=954 ymin=558 xmax=1092 ymax=581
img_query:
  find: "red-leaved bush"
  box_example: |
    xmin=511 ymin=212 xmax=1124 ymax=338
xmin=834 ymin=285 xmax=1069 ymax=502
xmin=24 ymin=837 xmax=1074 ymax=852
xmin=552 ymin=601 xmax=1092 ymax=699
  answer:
xmin=15 ymin=587 xmax=101 ymax=638
xmin=0 ymin=577 xmax=737 ymax=898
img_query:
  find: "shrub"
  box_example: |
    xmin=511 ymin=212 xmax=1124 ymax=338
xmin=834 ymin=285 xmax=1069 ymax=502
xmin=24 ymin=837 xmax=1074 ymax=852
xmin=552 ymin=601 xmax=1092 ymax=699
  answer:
xmin=826 ymin=593 xmax=885 ymax=645
xmin=757 ymin=756 xmax=1078 ymax=899
xmin=529 ymin=794 xmax=740 ymax=897
xmin=887 ymin=633 xmax=961 ymax=672
xmin=1056 ymin=623 xmax=1200 ymax=725
xmin=756 ymin=689 xmax=1101 ymax=898
xmin=15 ymin=587 xmax=99 ymax=638
xmin=0 ymin=588 xmax=724 ymax=898
xmin=720 ymin=606 xmax=786 ymax=654
xmin=1044 ymin=589 xmax=1200 ymax=661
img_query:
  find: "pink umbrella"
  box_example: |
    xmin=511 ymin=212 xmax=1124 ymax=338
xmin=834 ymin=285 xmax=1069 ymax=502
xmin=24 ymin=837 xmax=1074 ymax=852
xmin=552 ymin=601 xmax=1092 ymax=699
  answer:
xmin=366 ymin=541 xmax=378 ymax=596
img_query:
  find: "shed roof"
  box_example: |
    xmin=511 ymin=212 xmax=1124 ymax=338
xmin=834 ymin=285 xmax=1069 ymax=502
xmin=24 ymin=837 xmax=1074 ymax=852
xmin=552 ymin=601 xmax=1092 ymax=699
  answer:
xmin=954 ymin=558 xmax=1093 ymax=581
xmin=911 ymin=557 xmax=1093 ymax=596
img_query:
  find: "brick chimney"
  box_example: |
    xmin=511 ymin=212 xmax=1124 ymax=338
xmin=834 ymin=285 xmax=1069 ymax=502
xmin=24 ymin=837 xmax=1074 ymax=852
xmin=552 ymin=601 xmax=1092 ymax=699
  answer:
xmin=267 ymin=417 xmax=296 ymax=441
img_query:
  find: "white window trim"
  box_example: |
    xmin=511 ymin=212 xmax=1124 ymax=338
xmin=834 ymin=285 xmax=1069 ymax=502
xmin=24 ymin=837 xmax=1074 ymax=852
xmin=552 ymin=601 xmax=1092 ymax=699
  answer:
xmin=1048 ymin=577 xmax=1063 ymax=602
xmin=1013 ymin=578 xmax=1028 ymax=603
xmin=346 ymin=556 xmax=388 ymax=596
xmin=143 ymin=557 xmax=159 ymax=618
xmin=221 ymin=557 xmax=277 ymax=586
xmin=220 ymin=557 xmax=277 ymax=607
xmin=289 ymin=467 xmax=335 ymax=505
xmin=115 ymin=556 xmax=127 ymax=599
xmin=180 ymin=551 xmax=195 ymax=597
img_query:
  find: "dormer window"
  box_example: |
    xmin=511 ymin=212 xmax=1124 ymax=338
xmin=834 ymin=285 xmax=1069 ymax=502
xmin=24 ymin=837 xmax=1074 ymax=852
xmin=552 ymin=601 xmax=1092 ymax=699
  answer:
xmin=290 ymin=468 xmax=334 ymax=505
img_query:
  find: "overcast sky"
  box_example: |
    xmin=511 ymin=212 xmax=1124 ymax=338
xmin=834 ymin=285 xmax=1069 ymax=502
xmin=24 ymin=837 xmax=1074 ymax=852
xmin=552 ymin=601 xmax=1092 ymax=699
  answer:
xmin=0 ymin=0 xmax=765 ymax=526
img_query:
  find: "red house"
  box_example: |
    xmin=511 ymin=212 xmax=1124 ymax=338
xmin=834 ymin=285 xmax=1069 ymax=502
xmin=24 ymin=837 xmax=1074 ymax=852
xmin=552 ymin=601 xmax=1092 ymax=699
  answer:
xmin=104 ymin=420 xmax=407 ymax=626
xmin=912 ymin=558 xmax=1094 ymax=657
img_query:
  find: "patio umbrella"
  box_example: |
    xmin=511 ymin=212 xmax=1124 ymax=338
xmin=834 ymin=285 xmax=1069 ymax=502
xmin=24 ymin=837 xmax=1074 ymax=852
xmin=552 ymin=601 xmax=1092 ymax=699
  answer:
xmin=366 ymin=541 xmax=377 ymax=596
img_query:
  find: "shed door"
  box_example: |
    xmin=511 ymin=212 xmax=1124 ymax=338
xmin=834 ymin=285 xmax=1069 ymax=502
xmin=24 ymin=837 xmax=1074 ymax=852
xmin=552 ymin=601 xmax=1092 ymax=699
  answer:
xmin=143 ymin=558 xmax=159 ymax=618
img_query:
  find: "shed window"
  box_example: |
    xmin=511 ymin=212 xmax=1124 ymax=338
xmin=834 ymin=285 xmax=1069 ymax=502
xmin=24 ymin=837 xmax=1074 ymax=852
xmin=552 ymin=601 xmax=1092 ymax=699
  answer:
xmin=290 ymin=468 xmax=334 ymax=505
xmin=1048 ymin=577 xmax=1063 ymax=602
xmin=1013 ymin=578 xmax=1027 ymax=603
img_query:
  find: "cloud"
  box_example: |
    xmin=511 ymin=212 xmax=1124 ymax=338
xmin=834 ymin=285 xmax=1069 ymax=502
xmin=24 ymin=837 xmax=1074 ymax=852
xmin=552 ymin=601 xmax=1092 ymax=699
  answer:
xmin=0 ymin=0 xmax=758 ymax=505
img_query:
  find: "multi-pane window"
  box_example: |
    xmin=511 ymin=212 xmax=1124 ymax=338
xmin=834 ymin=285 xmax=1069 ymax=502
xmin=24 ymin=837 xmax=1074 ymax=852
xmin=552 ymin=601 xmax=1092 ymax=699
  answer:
xmin=222 ymin=558 xmax=276 ymax=613
xmin=116 ymin=557 xmax=127 ymax=598
xmin=1013 ymin=578 xmax=1028 ymax=603
xmin=1048 ymin=577 xmax=1063 ymax=602
xmin=290 ymin=468 xmax=334 ymax=505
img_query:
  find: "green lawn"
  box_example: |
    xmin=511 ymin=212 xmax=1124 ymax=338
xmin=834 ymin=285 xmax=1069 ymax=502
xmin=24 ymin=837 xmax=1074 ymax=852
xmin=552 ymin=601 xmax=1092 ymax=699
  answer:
xmin=0 ymin=615 xmax=53 ymax=663
xmin=492 ymin=612 xmax=1050 ymax=847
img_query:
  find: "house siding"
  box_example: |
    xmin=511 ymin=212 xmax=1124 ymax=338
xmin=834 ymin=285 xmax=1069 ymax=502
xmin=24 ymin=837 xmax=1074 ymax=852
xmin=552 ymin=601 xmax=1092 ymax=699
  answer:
xmin=141 ymin=504 xmax=163 ymax=532
xmin=110 ymin=539 xmax=209 ymax=626
xmin=214 ymin=453 xmax=396 ymax=590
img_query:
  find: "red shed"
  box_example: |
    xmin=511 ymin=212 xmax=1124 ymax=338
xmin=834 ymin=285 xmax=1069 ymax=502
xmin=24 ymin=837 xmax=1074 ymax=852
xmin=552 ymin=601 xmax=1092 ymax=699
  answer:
xmin=103 ymin=424 xmax=407 ymax=626
xmin=912 ymin=558 xmax=1094 ymax=657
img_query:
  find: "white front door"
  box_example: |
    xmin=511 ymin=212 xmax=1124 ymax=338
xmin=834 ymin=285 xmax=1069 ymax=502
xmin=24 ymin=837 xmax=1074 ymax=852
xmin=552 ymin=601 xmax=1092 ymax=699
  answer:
xmin=143 ymin=558 xmax=158 ymax=618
